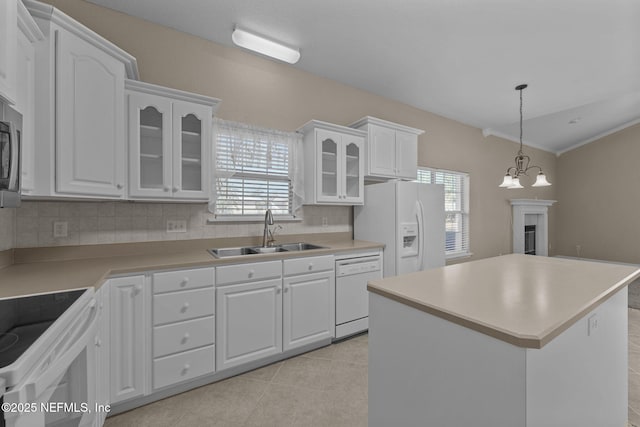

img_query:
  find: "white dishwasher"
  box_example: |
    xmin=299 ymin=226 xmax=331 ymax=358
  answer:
xmin=335 ymin=252 xmax=383 ymax=339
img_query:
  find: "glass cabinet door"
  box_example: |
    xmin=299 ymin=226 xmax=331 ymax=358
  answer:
xmin=172 ymin=102 xmax=210 ymax=199
xmin=139 ymin=106 xmax=164 ymax=190
xmin=318 ymin=131 xmax=339 ymax=201
xmin=179 ymin=113 xmax=202 ymax=191
xmin=128 ymin=92 xmax=172 ymax=198
xmin=344 ymin=140 xmax=361 ymax=200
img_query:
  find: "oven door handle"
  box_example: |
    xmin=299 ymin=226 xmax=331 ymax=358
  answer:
xmin=27 ymin=299 xmax=98 ymax=400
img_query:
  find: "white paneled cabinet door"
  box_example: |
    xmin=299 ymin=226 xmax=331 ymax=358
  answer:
xmin=0 ymin=0 xmax=17 ymax=104
xmin=128 ymin=92 xmax=172 ymax=198
xmin=216 ymin=279 xmax=283 ymax=370
xmin=56 ymin=29 xmax=125 ymax=197
xmin=109 ymin=275 xmax=146 ymax=404
xmin=316 ymin=129 xmax=341 ymax=203
xmin=283 ymin=271 xmax=334 ymax=351
xmin=368 ymin=124 xmax=396 ymax=178
xmin=172 ymin=101 xmax=210 ymax=200
xmin=95 ymin=285 xmax=110 ymax=426
xmin=15 ymin=27 xmax=36 ymax=194
xmin=395 ymin=130 xmax=418 ymax=180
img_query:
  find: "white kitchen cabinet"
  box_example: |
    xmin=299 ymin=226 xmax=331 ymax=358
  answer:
xmin=283 ymin=256 xmax=335 ymax=351
xmin=0 ymin=0 xmax=18 ymax=104
xmin=23 ymin=0 xmax=138 ymax=199
xmin=14 ymin=2 xmax=43 ymax=195
xmin=151 ymin=267 xmax=215 ymax=391
xmin=299 ymin=120 xmax=365 ymax=205
xmin=216 ymin=261 xmax=283 ymax=370
xmin=350 ymin=116 xmax=424 ymax=180
xmin=108 ymin=275 xmax=147 ymax=404
xmin=126 ymin=80 xmax=220 ymax=201
xmin=94 ymin=285 xmax=110 ymax=427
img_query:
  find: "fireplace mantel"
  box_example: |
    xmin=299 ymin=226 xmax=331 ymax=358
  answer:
xmin=510 ymin=199 xmax=556 ymax=256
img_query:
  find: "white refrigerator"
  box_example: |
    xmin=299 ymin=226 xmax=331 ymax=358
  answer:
xmin=354 ymin=181 xmax=445 ymax=277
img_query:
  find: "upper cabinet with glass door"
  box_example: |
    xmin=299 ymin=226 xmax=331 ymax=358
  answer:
xmin=298 ymin=120 xmax=365 ymax=205
xmin=126 ymin=80 xmax=220 ymax=201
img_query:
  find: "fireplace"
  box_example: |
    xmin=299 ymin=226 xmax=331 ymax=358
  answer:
xmin=510 ymin=199 xmax=556 ymax=256
xmin=524 ymin=225 xmax=536 ymax=255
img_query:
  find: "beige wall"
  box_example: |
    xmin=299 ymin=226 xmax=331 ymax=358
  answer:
xmin=21 ymin=0 xmax=558 ymax=260
xmin=0 ymin=209 xmax=14 ymax=251
xmin=556 ymin=123 xmax=640 ymax=264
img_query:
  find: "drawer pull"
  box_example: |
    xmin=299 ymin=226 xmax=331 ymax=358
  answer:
xmin=277 ymin=287 xmax=281 ymax=294
xmin=182 ymin=363 xmax=191 ymax=375
xmin=248 ymin=270 xmax=255 ymax=278
xmin=181 ymin=333 xmax=190 ymax=344
xmin=94 ymin=337 xmax=102 ymax=347
xmin=181 ymin=302 xmax=190 ymax=313
xmin=284 ymin=286 xmax=289 ymax=293
xmin=180 ymin=277 xmax=189 ymax=287
xmin=308 ymin=263 xmax=314 ymax=270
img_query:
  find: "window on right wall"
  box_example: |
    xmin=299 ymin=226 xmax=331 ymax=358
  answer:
xmin=416 ymin=168 xmax=471 ymax=259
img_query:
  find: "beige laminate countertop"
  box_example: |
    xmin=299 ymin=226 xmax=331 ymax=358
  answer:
xmin=367 ymin=254 xmax=640 ymax=349
xmin=0 ymin=238 xmax=383 ymax=299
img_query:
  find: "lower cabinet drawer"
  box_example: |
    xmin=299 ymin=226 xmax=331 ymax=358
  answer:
xmin=153 ymin=345 xmax=215 ymax=390
xmin=153 ymin=287 xmax=215 ymax=326
xmin=153 ymin=316 xmax=215 ymax=358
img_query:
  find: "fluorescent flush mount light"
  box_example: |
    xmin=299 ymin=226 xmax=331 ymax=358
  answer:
xmin=232 ymin=27 xmax=300 ymax=64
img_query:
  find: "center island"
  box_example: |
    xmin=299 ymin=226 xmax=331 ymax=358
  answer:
xmin=367 ymin=254 xmax=640 ymax=427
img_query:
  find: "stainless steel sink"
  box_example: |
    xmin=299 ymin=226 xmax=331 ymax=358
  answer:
xmin=208 ymin=242 xmax=327 ymax=258
xmin=278 ymin=242 xmax=326 ymax=252
xmin=208 ymin=247 xmax=256 ymax=258
xmin=249 ymin=246 xmax=288 ymax=254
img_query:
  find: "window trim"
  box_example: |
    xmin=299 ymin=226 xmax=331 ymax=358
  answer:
xmin=416 ymin=167 xmax=471 ymax=260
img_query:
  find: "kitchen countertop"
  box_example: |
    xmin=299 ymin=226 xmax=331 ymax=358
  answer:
xmin=0 ymin=236 xmax=383 ymax=299
xmin=367 ymin=254 xmax=640 ymax=348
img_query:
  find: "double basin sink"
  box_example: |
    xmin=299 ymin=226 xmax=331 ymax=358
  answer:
xmin=209 ymin=242 xmax=326 ymax=258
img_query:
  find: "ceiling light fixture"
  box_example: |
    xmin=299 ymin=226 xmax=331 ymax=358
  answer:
xmin=499 ymin=84 xmax=551 ymax=189
xmin=231 ymin=27 xmax=300 ymax=64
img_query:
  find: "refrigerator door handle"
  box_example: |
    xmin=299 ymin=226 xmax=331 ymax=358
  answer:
xmin=416 ymin=200 xmax=425 ymax=271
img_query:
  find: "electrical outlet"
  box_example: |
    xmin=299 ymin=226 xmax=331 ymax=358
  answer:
xmin=166 ymin=219 xmax=187 ymax=233
xmin=321 ymin=217 xmax=328 ymax=228
xmin=53 ymin=221 xmax=68 ymax=238
xmin=588 ymin=313 xmax=598 ymax=336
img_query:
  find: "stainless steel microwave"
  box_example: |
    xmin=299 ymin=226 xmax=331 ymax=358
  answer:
xmin=0 ymin=102 xmax=22 ymax=208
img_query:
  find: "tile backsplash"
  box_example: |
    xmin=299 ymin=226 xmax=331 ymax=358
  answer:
xmin=0 ymin=208 xmax=15 ymax=251
xmin=13 ymin=201 xmax=351 ymax=248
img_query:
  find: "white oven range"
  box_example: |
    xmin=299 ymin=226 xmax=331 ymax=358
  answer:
xmin=0 ymin=288 xmax=100 ymax=427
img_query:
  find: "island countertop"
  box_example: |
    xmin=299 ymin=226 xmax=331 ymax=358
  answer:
xmin=367 ymin=254 xmax=640 ymax=348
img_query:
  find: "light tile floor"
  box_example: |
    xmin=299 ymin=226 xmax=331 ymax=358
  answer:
xmin=106 ymin=310 xmax=640 ymax=426
xmin=104 ymin=333 xmax=368 ymax=427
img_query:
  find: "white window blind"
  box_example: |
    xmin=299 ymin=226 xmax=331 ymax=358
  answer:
xmin=416 ymin=168 xmax=470 ymax=259
xmin=212 ymin=119 xmax=303 ymax=218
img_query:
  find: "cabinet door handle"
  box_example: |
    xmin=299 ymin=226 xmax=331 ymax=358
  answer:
xmin=181 ymin=302 xmax=190 ymax=312
xmin=284 ymin=286 xmax=289 ymax=293
xmin=116 ymin=183 xmax=123 ymax=190
xmin=94 ymin=337 xmax=102 ymax=347
xmin=183 ymin=332 xmax=190 ymax=340
xmin=163 ymin=186 xmax=170 ymax=192
xmin=184 ymin=363 xmax=191 ymax=371
xmin=180 ymin=277 xmax=189 ymax=287
xmin=276 ymin=287 xmax=281 ymax=294
xmin=308 ymin=263 xmax=314 ymax=271
xmin=248 ymin=270 xmax=255 ymax=278
xmin=173 ymin=187 xmax=179 ymax=192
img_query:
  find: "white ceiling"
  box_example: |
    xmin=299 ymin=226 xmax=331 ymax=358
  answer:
xmin=87 ymin=0 xmax=640 ymax=155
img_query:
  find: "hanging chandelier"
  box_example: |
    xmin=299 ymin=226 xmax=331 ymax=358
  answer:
xmin=499 ymin=84 xmax=551 ymax=189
